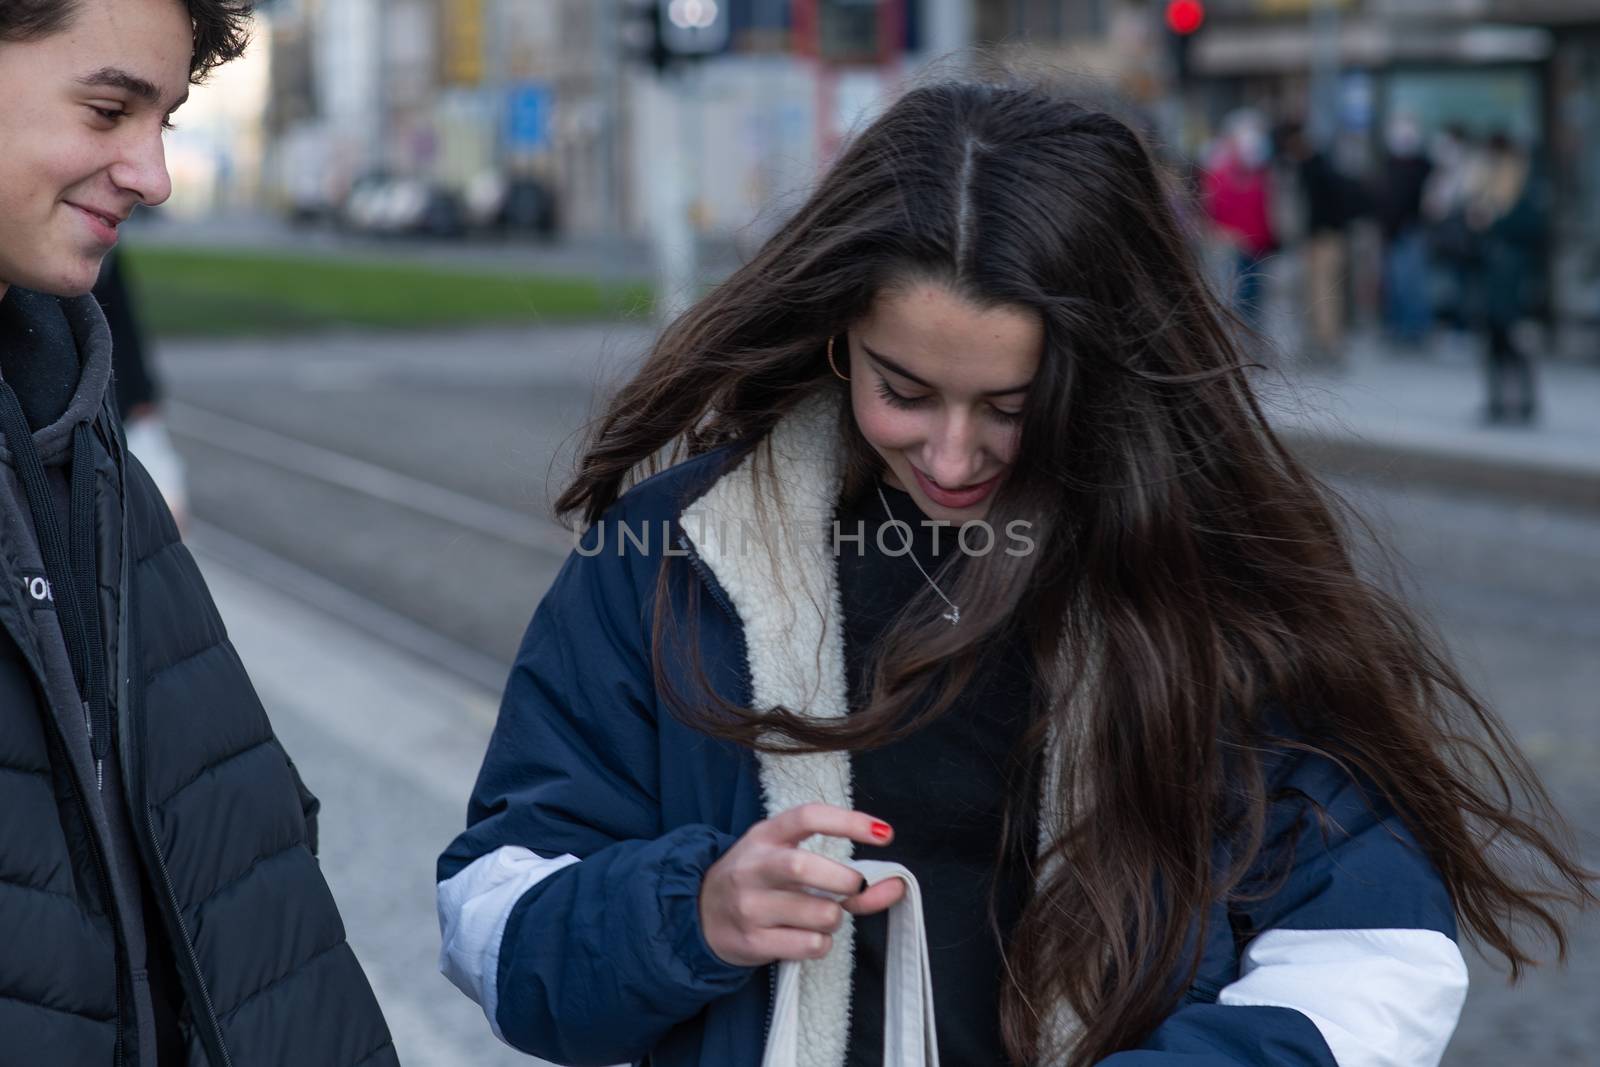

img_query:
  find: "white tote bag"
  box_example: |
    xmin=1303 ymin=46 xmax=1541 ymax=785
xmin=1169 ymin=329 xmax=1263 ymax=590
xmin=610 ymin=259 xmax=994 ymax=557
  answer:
xmin=761 ymin=860 xmax=941 ymax=1067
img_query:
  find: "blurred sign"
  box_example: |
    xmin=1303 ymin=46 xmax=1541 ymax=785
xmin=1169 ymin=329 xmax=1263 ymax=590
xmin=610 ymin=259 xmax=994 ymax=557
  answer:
xmin=505 ymin=83 xmax=553 ymax=152
xmin=1339 ymin=71 xmax=1375 ymax=131
xmin=1256 ymin=0 xmax=1354 ymax=11
xmin=441 ymin=0 xmax=485 ymax=86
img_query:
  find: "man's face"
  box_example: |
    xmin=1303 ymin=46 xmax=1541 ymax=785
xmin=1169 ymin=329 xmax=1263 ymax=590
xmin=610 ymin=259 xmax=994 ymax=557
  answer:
xmin=0 ymin=0 xmax=192 ymax=296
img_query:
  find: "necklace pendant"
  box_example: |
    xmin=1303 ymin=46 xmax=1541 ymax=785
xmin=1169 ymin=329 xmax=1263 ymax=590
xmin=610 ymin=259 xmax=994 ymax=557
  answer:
xmin=943 ymin=606 xmax=960 ymax=625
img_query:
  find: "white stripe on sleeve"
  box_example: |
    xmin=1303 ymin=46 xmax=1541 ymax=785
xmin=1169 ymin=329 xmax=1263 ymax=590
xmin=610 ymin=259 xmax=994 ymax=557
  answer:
xmin=437 ymin=845 xmax=581 ymax=1040
xmin=1217 ymin=927 xmax=1469 ymax=1067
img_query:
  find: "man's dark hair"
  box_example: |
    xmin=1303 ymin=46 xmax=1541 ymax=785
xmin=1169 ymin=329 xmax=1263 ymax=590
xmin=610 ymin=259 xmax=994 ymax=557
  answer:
xmin=0 ymin=0 xmax=253 ymax=81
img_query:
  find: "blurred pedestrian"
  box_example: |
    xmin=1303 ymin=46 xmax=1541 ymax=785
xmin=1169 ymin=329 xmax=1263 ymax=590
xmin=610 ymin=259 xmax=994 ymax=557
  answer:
xmin=1280 ymin=120 xmax=1357 ymax=366
xmin=94 ymin=248 xmax=189 ymax=527
xmin=1202 ymin=109 xmax=1276 ymax=330
xmin=1422 ymin=124 xmax=1482 ymax=332
xmin=1377 ymin=114 xmax=1434 ymax=347
xmin=1466 ymin=131 xmax=1545 ymax=424
xmin=0 ymin=3 xmax=396 ymax=1065
xmin=438 ymin=81 xmax=1593 ymax=1067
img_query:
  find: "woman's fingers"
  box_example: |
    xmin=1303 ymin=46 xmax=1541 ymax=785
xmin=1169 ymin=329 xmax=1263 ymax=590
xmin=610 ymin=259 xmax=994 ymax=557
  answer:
xmin=752 ymin=927 xmax=834 ymax=962
xmin=842 ymin=877 xmax=906 ymax=916
xmin=759 ymin=802 xmax=894 ymax=852
xmin=750 ymin=889 xmax=846 ymax=934
xmin=709 ymin=890 xmax=842 ymax=965
xmin=762 ymin=846 xmax=870 ymax=899
xmin=702 ymin=804 xmax=902 ymax=967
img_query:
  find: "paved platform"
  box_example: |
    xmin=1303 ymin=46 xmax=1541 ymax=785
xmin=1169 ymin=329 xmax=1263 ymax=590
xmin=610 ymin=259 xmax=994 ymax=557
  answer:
xmin=1263 ymin=331 xmax=1600 ymax=511
xmin=193 ymin=546 xmax=549 ymax=1067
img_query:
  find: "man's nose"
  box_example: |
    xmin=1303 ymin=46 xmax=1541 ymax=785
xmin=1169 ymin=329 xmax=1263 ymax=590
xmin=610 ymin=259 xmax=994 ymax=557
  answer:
xmin=109 ymin=130 xmax=173 ymax=208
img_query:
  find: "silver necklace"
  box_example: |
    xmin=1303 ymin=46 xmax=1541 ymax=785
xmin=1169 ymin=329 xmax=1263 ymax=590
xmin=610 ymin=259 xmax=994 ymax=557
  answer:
xmin=876 ymin=481 xmax=961 ymax=625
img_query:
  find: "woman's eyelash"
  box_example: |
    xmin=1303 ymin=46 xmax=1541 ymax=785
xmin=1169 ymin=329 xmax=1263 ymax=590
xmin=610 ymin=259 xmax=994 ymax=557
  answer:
xmin=873 ymin=378 xmax=1025 ymax=422
xmin=874 ymin=378 xmax=928 ymax=410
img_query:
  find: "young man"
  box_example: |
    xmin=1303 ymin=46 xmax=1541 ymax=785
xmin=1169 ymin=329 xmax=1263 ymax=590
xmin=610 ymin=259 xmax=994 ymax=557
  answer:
xmin=0 ymin=2 xmax=397 ymax=1064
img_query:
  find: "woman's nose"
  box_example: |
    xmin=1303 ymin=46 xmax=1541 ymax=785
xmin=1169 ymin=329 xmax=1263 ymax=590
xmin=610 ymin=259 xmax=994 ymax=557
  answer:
xmin=921 ymin=412 xmax=986 ymax=488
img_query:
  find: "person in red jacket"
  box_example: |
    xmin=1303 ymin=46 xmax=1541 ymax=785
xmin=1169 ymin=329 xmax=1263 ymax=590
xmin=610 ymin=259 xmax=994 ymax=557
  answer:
xmin=1203 ymin=110 xmax=1276 ymax=330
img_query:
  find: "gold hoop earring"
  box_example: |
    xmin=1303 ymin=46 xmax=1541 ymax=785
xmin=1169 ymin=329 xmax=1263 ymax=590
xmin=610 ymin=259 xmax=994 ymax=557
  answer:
xmin=827 ymin=336 xmax=850 ymax=382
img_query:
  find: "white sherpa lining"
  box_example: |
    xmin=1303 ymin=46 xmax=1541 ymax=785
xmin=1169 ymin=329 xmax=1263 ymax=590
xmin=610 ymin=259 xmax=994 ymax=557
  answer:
xmin=682 ymin=392 xmax=857 ymax=1067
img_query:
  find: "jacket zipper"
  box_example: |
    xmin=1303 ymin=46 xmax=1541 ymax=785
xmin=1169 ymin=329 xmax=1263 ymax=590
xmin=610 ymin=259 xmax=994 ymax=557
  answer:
xmin=761 ymin=963 xmax=778 ymax=1049
xmin=145 ymin=805 xmax=233 ymax=1067
xmin=38 ymin=703 xmax=124 ymax=1062
xmin=104 ymin=410 xmax=235 ymax=1067
xmin=677 ymin=532 xmax=739 ymax=624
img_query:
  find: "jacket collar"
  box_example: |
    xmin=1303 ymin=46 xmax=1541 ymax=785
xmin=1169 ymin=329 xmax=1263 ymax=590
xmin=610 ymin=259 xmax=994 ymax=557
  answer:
xmin=0 ymin=291 xmax=113 ymax=467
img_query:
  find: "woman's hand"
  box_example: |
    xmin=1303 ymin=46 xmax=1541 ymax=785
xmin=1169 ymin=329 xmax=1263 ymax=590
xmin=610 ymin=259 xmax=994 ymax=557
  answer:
xmin=698 ymin=803 xmax=907 ymax=967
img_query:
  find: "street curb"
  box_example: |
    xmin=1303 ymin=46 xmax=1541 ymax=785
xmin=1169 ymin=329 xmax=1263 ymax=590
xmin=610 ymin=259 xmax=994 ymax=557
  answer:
xmin=1282 ymin=429 xmax=1600 ymax=513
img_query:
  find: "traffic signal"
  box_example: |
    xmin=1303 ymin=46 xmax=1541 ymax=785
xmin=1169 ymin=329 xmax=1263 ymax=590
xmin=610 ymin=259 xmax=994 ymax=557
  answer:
xmin=1165 ymin=0 xmax=1205 ymax=36
xmin=1164 ymin=0 xmax=1205 ymax=87
xmin=621 ymin=0 xmax=731 ymax=74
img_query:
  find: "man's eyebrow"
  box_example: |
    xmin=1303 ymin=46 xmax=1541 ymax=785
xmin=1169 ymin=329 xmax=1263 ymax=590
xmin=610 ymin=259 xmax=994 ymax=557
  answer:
xmin=861 ymin=342 xmax=1032 ymax=396
xmin=76 ymin=67 xmax=187 ymax=110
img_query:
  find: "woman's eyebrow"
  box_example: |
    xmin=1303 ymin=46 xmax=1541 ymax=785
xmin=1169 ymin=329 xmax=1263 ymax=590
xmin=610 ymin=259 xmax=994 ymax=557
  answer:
xmin=861 ymin=342 xmax=1032 ymax=396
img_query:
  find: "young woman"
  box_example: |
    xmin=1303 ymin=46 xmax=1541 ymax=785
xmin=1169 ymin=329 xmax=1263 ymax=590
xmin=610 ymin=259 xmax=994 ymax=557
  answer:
xmin=437 ymin=82 xmax=1592 ymax=1067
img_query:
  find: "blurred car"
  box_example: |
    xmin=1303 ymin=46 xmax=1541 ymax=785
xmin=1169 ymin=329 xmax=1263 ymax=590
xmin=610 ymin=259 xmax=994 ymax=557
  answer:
xmin=464 ymin=171 xmax=559 ymax=239
xmin=339 ymin=173 xmax=467 ymax=238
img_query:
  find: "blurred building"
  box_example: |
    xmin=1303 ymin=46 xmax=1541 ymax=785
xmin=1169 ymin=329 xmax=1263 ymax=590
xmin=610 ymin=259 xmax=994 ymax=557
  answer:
xmin=251 ymin=0 xmax=1600 ymax=334
xmin=256 ymin=1 xmax=1148 ymax=241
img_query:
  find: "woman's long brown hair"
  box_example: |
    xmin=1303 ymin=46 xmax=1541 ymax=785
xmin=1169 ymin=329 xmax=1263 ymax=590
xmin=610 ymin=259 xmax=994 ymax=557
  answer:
xmin=555 ymin=79 xmax=1594 ymax=1064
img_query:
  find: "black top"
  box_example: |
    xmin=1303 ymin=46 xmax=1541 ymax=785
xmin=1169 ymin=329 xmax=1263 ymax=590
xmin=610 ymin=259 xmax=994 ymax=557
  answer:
xmin=835 ymin=481 xmax=1037 ymax=1067
xmin=1378 ymin=155 xmax=1434 ymax=239
xmin=1300 ymin=150 xmax=1359 ymax=234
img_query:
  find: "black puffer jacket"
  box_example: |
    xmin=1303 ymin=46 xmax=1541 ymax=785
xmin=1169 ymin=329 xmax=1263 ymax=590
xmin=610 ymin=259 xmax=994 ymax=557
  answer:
xmin=0 ymin=293 xmax=397 ymax=1066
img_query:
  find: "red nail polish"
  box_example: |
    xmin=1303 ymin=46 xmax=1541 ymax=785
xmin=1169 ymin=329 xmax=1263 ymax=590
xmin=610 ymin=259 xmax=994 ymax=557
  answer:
xmin=870 ymin=821 xmax=891 ymax=840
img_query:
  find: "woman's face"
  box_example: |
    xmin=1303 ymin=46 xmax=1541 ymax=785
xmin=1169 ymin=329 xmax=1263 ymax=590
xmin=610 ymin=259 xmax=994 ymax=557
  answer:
xmin=848 ymin=281 xmax=1043 ymax=521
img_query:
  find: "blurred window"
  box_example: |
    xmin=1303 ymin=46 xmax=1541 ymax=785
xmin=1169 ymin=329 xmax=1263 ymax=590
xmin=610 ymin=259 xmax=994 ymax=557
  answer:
xmin=979 ymin=0 xmax=1107 ymax=43
xmin=818 ymin=0 xmax=890 ymax=62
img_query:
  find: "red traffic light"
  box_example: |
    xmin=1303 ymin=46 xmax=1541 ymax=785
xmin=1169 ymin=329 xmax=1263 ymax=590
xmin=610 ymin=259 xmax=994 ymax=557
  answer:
xmin=1165 ymin=0 xmax=1205 ymax=35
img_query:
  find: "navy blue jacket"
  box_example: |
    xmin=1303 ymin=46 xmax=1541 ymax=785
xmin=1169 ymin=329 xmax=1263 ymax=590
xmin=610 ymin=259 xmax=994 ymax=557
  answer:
xmin=438 ymin=395 xmax=1468 ymax=1067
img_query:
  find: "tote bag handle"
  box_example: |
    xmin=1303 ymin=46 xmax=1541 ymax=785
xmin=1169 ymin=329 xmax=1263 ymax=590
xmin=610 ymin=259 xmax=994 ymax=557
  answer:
xmin=761 ymin=860 xmax=941 ymax=1067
